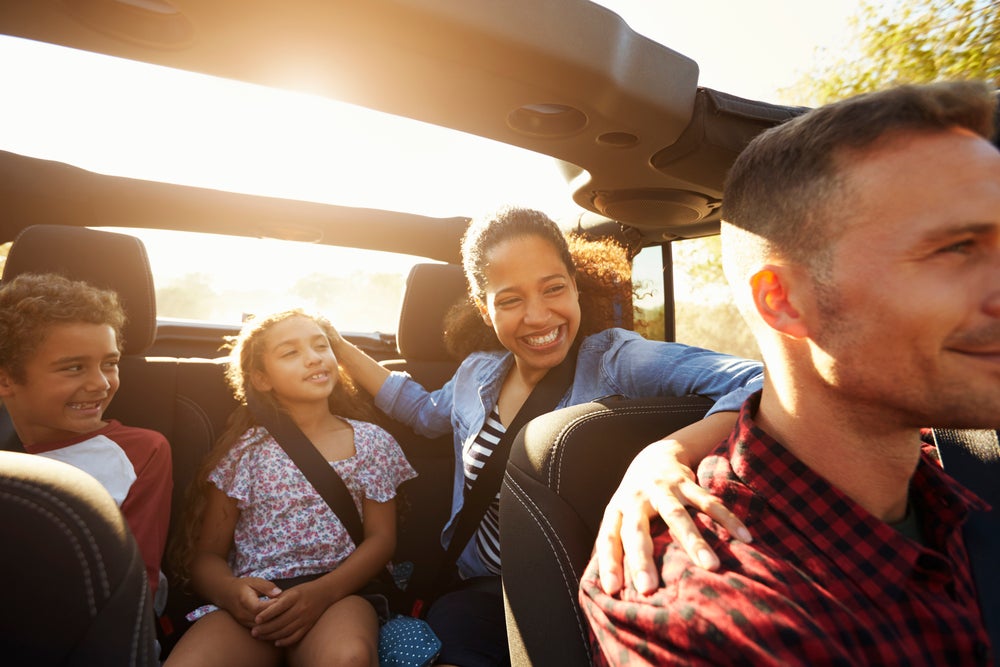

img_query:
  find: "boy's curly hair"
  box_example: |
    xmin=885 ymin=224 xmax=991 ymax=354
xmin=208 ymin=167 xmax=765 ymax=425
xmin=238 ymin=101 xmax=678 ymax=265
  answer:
xmin=0 ymin=273 xmax=126 ymax=381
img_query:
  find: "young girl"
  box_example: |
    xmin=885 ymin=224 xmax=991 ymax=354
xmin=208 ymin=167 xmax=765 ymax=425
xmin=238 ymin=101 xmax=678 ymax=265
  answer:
xmin=165 ymin=309 xmax=416 ymax=667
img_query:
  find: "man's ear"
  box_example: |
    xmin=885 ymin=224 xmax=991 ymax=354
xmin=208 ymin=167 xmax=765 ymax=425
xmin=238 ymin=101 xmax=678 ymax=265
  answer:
xmin=750 ymin=265 xmax=810 ymax=339
xmin=476 ymin=298 xmax=492 ymax=327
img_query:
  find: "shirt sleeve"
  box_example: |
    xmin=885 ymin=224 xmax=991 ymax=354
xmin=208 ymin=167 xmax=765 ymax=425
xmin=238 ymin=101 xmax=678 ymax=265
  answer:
xmin=352 ymin=421 xmax=418 ymax=503
xmin=602 ymin=330 xmax=764 ymax=416
xmin=119 ymin=431 xmax=173 ymax=598
xmin=207 ymin=429 xmax=257 ymax=504
xmin=375 ymin=369 xmax=458 ymax=438
xmin=579 ymin=522 xmax=852 ymax=667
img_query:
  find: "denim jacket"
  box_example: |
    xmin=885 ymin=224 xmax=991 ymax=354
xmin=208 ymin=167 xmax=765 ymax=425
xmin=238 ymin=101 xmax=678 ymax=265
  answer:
xmin=375 ymin=327 xmax=764 ymax=579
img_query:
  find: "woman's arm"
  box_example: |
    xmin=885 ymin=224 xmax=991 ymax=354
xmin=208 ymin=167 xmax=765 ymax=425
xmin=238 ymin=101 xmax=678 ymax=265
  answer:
xmin=251 ymin=497 xmax=397 ymax=647
xmin=595 ymin=411 xmax=752 ymax=595
xmin=329 ymin=322 xmax=456 ymax=438
xmin=609 ymin=332 xmax=764 ymax=416
xmin=190 ymin=485 xmax=280 ymax=627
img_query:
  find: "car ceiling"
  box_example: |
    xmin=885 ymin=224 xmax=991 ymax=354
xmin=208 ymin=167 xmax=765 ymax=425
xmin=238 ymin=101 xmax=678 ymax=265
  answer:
xmin=0 ymin=0 xmax=806 ymax=259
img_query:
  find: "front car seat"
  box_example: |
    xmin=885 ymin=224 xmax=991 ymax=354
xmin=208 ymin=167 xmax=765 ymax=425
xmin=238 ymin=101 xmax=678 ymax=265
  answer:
xmin=501 ymin=397 xmax=1000 ymax=667
xmin=0 ymin=451 xmax=157 ymax=665
xmin=500 ymin=395 xmax=712 ymax=666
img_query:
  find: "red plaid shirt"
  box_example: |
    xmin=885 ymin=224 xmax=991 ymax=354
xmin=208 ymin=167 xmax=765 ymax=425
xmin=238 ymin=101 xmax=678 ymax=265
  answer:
xmin=580 ymin=393 xmax=993 ymax=666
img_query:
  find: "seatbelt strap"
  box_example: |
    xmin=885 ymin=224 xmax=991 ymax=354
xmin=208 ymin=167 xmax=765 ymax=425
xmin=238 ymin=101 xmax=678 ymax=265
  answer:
xmin=247 ymin=396 xmax=364 ymax=544
xmin=437 ymin=348 xmax=577 ymax=585
xmin=933 ymin=428 xmax=1000 ymax=665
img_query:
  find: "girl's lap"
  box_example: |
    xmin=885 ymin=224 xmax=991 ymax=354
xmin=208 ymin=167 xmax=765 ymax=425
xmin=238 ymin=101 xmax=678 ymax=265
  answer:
xmin=166 ymin=595 xmax=378 ymax=667
xmin=288 ymin=595 xmax=379 ymax=667
xmin=165 ymin=609 xmax=282 ymax=667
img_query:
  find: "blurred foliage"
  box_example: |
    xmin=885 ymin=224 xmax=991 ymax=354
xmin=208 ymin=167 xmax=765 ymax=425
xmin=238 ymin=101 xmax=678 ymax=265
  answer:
xmin=671 ymin=237 xmax=761 ymax=361
xmin=155 ymin=271 xmax=404 ymax=331
xmin=782 ymin=0 xmax=1000 ymax=105
xmin=633 ymin=237 xmax=761 ymax=361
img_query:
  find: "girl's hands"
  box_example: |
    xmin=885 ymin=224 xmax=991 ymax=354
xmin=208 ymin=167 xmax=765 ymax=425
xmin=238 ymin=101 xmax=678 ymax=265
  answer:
xmin=217 ymin=577 xmax=282 ymax=628
xmin=251 ymin=580 xmax=330 ymax=647
xmin=595 ymin=413 xmax=753 ymax=596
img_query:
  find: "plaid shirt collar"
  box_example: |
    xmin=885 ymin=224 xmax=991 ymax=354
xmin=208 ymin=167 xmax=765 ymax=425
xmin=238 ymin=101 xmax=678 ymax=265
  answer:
xmin=705 ymin=391 xmax=989 ymax=600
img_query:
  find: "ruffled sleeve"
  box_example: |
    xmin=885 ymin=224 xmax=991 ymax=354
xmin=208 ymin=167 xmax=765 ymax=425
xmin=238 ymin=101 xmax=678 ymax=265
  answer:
xmin=342 ymin=420 xmax=418 ymax=504
xmin=206 ymin=427 xmax=267 ymax=504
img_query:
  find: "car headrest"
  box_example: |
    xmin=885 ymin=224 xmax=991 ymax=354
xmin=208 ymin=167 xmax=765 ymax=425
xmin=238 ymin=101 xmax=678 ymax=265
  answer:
xmin=2 ymin=225 xmax=157 ymax=355
xmin=396 ymin=263 xmax=467 ymax=361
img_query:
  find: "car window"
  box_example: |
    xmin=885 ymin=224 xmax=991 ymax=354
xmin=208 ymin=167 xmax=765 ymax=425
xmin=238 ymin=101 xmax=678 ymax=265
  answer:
xmin=108 ymin=227 xmax=433 ymax=332
xmin=673 ymin=236 xmax=760 ymax=360
xmin=632 ymin=240 xmax=759 ymax=359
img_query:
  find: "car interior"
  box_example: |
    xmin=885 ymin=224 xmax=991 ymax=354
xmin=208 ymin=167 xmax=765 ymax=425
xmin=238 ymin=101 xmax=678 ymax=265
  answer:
xmin=0 ymin=1 xmax=998 ymax=665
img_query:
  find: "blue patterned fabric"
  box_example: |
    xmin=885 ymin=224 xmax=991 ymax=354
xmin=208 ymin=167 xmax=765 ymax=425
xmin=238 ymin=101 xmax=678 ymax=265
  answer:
xmin=378 ymin=615 xmax=442 ymax=667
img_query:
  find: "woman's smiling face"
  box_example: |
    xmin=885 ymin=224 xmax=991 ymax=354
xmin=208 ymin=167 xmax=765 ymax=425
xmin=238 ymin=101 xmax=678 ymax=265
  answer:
xmin=479 ymin=234 xmax=581 ymax=379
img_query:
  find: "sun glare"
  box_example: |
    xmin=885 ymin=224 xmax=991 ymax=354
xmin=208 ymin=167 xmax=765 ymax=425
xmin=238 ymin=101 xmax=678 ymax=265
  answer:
xmin=0 ymin=1 xmax=865 ymax=326
xmin=0 ymin=35 xmax=577 ymax=220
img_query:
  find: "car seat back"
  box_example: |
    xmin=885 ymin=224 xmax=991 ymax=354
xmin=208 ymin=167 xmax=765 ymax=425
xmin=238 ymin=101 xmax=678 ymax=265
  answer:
xmin=376 ymin=262 xmax=467 ymax=600
xmin=2 ymin=224 xmax=156 ymax=354
xmin=500 ymin=395 xmax=712 ymax=666
xmin=0 ymin=451 xmax=158 ymax=666
xmin=381 ymin=262 xmax=466 ymax=391
xmin=500 ymin=398 xmax=1000 ymax=667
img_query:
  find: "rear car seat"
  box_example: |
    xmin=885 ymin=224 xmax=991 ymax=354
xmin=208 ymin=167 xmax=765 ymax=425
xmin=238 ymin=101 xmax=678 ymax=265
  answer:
xmin=381 ymin=262 xmax=466 ymax=391
xmin=378 ymin=262 xmax=467 ymax=602
xmin=0 ymin=224 xmax=239 ymax=654
xmin=0 ymin=224 xmax=237 ymax=539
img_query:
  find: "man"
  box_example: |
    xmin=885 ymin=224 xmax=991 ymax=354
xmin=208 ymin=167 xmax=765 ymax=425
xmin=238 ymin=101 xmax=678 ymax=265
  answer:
xmin=580 ymin=81 xmax=999 ymax=665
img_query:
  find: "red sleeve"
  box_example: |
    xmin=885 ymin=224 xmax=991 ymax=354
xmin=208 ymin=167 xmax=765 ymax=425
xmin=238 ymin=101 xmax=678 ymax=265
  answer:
xmin=116 ymin=427 xmax=173 ymax=598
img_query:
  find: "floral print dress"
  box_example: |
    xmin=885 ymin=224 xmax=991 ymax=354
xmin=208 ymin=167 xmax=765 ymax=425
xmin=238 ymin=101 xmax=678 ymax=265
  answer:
xmin=187 ymin=418 xmax=417 ymax=621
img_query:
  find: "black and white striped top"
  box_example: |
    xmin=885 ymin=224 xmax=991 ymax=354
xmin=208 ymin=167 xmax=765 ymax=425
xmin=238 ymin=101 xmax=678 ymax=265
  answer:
xmin=462 ymin=406 xmax=506 ymax=575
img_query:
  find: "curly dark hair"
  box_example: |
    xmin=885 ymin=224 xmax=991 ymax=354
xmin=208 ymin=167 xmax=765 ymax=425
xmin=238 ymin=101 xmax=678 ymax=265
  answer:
xmin=0 ymin=273 xmax=126 ymax=383
xmin=444 ymin=216 xmax=634 ymax=359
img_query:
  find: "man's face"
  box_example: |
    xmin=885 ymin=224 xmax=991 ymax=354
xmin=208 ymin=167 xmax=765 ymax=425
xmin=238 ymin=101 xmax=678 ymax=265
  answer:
xmin=0 ymin=322 xmax=121 ymax=446
xmin=809 ymin=128 xmax=1000 ymax=429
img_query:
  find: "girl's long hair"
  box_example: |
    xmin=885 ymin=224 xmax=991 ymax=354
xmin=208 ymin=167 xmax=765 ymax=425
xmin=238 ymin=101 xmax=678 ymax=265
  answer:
xmin=168 ymin=309 xmax=377 ymax=589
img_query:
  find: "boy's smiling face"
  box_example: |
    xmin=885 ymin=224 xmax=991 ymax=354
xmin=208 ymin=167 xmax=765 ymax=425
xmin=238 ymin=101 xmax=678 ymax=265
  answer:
xmin=0 ymin=322 xmax=121 ymax=446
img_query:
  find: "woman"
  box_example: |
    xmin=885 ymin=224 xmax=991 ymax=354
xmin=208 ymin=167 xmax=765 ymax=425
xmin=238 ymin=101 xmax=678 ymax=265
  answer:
xmin=330 ymin=206 xmax=762 ymax=667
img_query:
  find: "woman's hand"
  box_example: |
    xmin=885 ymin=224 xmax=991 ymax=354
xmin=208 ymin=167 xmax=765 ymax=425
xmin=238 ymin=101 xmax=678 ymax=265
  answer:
xmin=595 ymin=412 xmax=752 ymax=595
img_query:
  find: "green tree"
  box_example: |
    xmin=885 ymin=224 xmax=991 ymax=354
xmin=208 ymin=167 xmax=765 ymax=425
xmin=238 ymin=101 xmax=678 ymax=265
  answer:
xmin=783 ymin=0 xmax=1000 ymax=105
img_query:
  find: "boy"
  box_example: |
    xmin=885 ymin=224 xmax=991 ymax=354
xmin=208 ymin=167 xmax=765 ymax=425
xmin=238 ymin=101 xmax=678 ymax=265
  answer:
xmin=0 ymin=272 xmax=173 ymax=601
